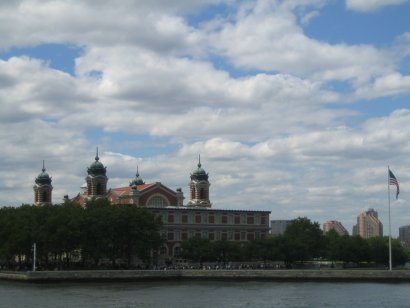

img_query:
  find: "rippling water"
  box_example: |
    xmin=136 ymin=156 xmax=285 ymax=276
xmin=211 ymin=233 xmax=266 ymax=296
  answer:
xmin=1 ymin=280 xmax=410 ymax=307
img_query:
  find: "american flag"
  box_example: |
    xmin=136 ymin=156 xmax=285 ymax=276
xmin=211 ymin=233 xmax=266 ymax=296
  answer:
xmin=389 ymin=169 xmax=400 ymax=199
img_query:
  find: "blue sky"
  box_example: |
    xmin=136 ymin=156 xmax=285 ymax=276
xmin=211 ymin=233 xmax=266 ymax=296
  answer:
xmin=1 ymin=0 xmax=410 ymax=236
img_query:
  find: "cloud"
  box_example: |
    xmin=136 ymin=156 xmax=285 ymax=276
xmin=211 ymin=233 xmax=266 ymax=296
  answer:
xmin=0 ymin=0 xmax=410 ymax=236
xmin=346 ymin=0 xmax=410 ymax=12
xmin=206 ymin=0 xmax=393 ymax=84
xmin=354 ymin=73 xmax=410 ymax=99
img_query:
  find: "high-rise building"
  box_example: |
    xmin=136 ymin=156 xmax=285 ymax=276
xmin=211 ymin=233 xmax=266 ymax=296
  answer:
xmin=323 ymin=220 xmax=349 ymax=236
xmin=353 ymin=208 xmax=383 ymax=239
xmin=399 ymin=225 xmax=410 ymax=246
xmin=270 ymin=220 xmax=293 ymax=236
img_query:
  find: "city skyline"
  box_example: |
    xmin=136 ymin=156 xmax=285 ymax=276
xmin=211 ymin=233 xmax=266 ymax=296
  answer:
xmin=1 ymin=0 xmax=410 ymax=236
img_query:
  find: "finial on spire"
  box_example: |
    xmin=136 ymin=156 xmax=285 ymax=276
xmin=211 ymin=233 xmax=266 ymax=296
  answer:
xmin=136 ymin=166 xmax=139 ymax=177
xmin=95 ymin=147 xmax=99 ymax=161
xmin=198 ymin=154 xmax=201 ymax=168
xmin=42 ymin=160 xmax=46 ymax=172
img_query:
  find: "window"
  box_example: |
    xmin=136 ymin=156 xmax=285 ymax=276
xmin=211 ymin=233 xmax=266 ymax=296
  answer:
xmin=261 ymin=216 xmax=266 ymax=225
xmin=209 ymin=232 xmax=215 ymax=241
xmin=208 ymin=215 xmax=215 ymax=224
xmin=182 ymin=232 xmax=188 ymax=241
xmin=235 ymin=232 xmax=240 ymax=241
xmin=174 ymin=246 xmax=181 ymax=257
xmin=167 ymin=232 xmax=174 ymax=241
xmin=195 ymin=214 xmax=202 ymax=224
xmin=42 ymin=191 xmax=48 ymax=202
xmin=228 ymin=215 xmax=233 ymax=224
xmin=222 ymin=215 xmax=228 ymax=224
xmin=182 ymin=214 xmax=188 ymax=224
xmin=168 ymin=214 xmax=174 ymax=223
xmin=247 ymin=232 xmax=254 ymax=241
xmin=147 ymin=195 xmax=169 ymax=207
xmin=228 ymin=232 xmax=233 ymax=240
xmin=235 ymin=215 xmax=240 ymax=224
xmin=247 ymin=215 xmax=254 ymax=225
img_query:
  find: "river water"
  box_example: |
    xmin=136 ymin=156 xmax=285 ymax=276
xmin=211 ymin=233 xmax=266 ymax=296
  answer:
xmin=1 ymin=280 xmax=409 ymax=307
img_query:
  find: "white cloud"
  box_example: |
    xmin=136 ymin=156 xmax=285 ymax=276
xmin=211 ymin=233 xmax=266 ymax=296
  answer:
xmin=354 ymin=73 xmax=410 ymax=99
xmin=346 ymin=0 xmax=410 ymax=12
xmin=207 ymin=0 xmax=393 ymax=84
xmin=0 ymin=0 xmax=410 ymax=236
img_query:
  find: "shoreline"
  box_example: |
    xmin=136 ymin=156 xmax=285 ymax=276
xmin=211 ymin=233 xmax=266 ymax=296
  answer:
xmin=2 ymin=269 xmax=410 ymax=283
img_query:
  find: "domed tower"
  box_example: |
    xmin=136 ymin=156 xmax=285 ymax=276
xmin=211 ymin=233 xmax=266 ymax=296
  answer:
xmin=129 ymin=167 xmax=144 ymax=205
xmin=188 ymin=155 xmax=211 ymax=208
xmin=33 ymin=161 xmax=53 ymax=205
xmin=129 ymin=166 xmax=145 ymax=187
xmin=86 ymin=148 xmax=108 ymax=198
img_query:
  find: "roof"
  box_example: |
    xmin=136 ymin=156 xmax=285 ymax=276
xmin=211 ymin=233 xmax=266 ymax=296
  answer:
xmin=110 ymin=183 xmax=156 ymax=196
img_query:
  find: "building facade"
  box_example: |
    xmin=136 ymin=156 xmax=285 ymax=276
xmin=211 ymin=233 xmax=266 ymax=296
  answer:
xmin=399 ymin=225 xmax=410 ymax=246
xmin=353 ymin=208 xmax=383 ymax=239
xmin=270 ymin=220 xmax=293 ymax=236
xmin=323 ymin=220 xmax=349 ymax=236
xmin=38 ymin=153 xmax=271 ymax=261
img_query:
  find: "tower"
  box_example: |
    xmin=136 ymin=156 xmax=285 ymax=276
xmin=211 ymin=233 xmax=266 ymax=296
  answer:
xmin=129 ymin=167 xmax=144 ymax=205
xmin=129 ymin=166 xmax=145 ymax=187
xmin=354 ymin=208 xmax=383 ymax=238
xmin=86 ymin=148 xmax=108 ymax=198
xmin=33 ymin=161 xmax=53 ymax=205
xmin=188 ymin=155 xmax=211 ymax=208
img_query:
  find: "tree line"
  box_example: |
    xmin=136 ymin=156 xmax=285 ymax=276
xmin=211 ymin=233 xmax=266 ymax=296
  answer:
xmin=0 ymin=199 xmax=162 ymax=270
xmin=1 ymin=204 xmax=409 ymax=270
xmin=181 ymin=217 xmax=409 ymax=268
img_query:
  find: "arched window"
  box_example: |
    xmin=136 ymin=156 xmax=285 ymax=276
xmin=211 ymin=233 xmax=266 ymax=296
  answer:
xmin=147 ymin=195 xmax=169 ymax=207
xmin=200 ymin=188 xmax=205 ymax=199
xmin=174 ymin=246 xmax=181 ymax=257
xmin=96 ymin=183 xmax=102 ymax=195
xmin=42 ymin=191 xmax=48 ymax=202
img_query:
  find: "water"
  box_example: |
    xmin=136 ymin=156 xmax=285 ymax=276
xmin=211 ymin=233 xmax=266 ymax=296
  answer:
xmin=1 ymin=280 xmax=410 ymax=307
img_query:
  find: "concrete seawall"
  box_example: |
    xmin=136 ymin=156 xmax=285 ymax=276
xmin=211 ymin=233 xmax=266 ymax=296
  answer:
xmin=2 ymin=269 xmax=410 ymax=282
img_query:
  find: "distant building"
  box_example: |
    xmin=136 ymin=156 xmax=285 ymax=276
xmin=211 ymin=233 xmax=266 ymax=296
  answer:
xmin=323 ymin=220 xmax=349 ymax=236
xmin=399 ymin=225 xmax=410 ymax=246
xmin=36 ymin=152 xmax=270 ymax=262
xmin=353 ymin=208 xmax=383 ymax=239
xmin=270 ymin=220 xmax=293 ymax=236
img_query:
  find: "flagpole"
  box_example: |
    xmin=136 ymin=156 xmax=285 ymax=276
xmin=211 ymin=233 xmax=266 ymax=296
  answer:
xmin=388 ymin=166 xmax=392 ymax=271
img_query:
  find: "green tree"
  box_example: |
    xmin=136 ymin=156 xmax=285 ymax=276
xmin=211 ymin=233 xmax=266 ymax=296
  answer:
xmin=324 ymin=229 xmax=341 ymax=263
xmin=181 ymin=236 xmax=212 ymax=266
xmin=211 ymin=239 xmax=242 ymax=264
xmin=282 ymin=217 xmax=324 ymax=265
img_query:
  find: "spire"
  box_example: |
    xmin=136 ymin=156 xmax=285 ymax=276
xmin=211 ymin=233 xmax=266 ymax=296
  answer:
xmin=198 ymin=154 xmax=201 ymax=168
xmin=42 ymin=160 xmax=45 ymax=172
xmin=95 ymin=147 xmax=99 ymax=161
xmin=130 ymin=165 xmax=145 ymax=186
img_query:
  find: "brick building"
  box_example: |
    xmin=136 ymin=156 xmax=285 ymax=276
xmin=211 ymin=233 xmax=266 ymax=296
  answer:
xmin=42 ymin=151 xmax=271 ymax=261
xmin=323 ymin=220 xmax=349 ymax=236
xmin=352 ymin=208 xmax=383 ymax=239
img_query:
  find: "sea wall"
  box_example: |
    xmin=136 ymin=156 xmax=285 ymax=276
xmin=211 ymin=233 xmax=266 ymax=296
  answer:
xmin=2 ymin=269 xmax=410 ymax=282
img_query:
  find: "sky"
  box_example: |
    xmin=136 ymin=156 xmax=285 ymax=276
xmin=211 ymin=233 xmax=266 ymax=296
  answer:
xmin=1 ymin=0 xmax=410 ymax=236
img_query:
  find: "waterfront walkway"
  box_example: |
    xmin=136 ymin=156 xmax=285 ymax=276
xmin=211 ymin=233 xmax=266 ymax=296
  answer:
xmin=2 ymin=269 xmax=410 ymax=282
